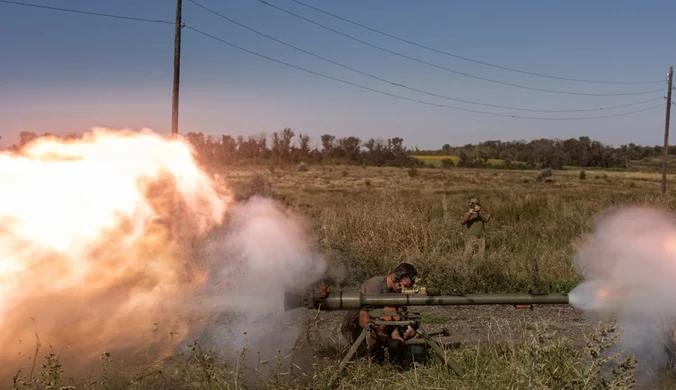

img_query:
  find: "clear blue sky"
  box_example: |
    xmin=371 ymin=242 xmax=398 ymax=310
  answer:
xmin=1 ymin=0 xmax=674 ymax=150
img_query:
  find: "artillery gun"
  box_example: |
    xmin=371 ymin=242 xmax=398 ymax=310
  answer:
xmin=285 ymin=285 xmax=570 ymax=386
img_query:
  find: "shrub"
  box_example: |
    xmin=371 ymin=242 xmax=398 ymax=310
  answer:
xmin=236 ymin=171 xmax=277 ymax=200
xmin=441 ymin=158 xmax=455 ymax=169
xmin=536 ymin=168 xmax=553 ymax=182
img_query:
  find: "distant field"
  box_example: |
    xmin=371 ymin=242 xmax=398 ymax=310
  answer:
xmin=412 ymin=155 xmax=507 ymax=166
xmin=628 ymin=155 xmax=676 ymax=174
xmin=416 ymin=154 xmax=676 ymax=174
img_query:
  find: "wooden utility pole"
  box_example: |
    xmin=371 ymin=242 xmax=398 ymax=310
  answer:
xmin=171 ymin=0 xmax=183 ymax=138
xmin=662 ymin=65 xmax=673 ymax=195
xmin=170 ymin=0 xmax=183 ymax=244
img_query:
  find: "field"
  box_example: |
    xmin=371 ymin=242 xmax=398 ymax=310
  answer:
xmin=412 ymin=155 xmax=507 ymax=167
xmin=13 ymin=163 xmax=676 ymax=389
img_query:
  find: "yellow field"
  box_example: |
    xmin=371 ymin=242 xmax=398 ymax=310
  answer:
xmin=412 ymin=155 xmax=509 ymax=166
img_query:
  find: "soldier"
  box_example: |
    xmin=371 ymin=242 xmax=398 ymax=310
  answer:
xmin=340 ymin=263 xmax=418 ymax=365
xmin=461 ymin=198 xmax=491 ymax=260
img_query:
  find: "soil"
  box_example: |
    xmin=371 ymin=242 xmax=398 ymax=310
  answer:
xmin=288 ymin=303 xmax=593 ymax=379
xmin=303 ymin=304 xmax=590 ymax=348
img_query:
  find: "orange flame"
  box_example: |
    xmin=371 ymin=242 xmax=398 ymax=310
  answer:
xmin=0 ymin=127 xmax=232 ymax=377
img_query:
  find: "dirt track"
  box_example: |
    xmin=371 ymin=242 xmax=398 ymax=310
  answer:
xmin=288 ymin=303 xmax=593 ymax=378
xmin=412 ymin=304 xmax=590 ymax=347
xmin=304 ymin=304 xmax=590 ymax=348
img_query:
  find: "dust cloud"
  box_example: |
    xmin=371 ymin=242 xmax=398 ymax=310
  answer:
xmin=570 ymin=206 xmax=676 ymax=377
xmin=186 ymin=195 xmax=328 ymax=381
xmin=0 ymin=127 xmax=327 ymax=385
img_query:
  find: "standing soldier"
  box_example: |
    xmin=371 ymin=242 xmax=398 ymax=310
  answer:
xmin=461 ymin=198 xmax=491 ymax=260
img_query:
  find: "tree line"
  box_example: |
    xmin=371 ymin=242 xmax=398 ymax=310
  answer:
xmin=418 ymin=137 xmax=673 ymax=170
xmin=182 ymin=129 xmax=421 ymax=168
xmin=4 ymin=130 xmax=674 ymax=170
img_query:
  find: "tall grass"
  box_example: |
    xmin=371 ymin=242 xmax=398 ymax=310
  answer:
xmin=265 ymin=165 xmax=676 ymax=294
xmin=10 ymin=165 xmax=676 ymax=388
xmin=11 ymin=319 xmax=645 ymax=389
xmin=311 ymin=191 xmax=591 ymax=293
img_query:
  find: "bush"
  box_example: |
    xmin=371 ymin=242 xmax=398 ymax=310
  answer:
xmin=536 ymin=168 xmax=553 ymax=182
xmin=441 ymin=158 xmax=455 ymax=169
xmin=408 ymin=167 xmax=419 ymax=177
xmin=235 ymin=171 xmax=277 ymax=200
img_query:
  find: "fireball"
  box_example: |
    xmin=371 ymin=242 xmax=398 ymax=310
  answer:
xmin=0 ymin=127 xmax=232 ymax=377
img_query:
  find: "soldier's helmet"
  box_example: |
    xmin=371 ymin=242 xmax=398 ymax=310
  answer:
xmin=469 ymin=198 xmax=480 ymax=206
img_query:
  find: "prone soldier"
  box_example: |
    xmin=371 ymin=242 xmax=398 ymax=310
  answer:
xmin=340 ymin=263 xmax=419 ymax=365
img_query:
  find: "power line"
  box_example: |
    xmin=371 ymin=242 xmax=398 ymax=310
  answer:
xmin=2 ymin=0 xmax=665 ymax=98
xmin=188 ymin=0 xmax=664 ymax=113
xmin=184 ymin=25 xmax=664 ymax=121
xmin=286 ymin=0 xmax=663 ymax=86
xmin=0 ymin=0 xmax=173 ymax=24
xmin=255 ymin=0 xmax=665 ymax=97
xmin=2 ymin=0 xmax=666 ymax=121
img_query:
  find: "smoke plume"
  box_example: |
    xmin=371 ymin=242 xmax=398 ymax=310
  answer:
xmin=570 ymin=205 xmax=676 ymax=376
xmin=0 ymin=127 xmax=327 ymax=385
xmin=186 ymin=196 xmax=327 ymax=381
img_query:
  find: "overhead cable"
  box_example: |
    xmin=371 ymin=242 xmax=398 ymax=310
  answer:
xmin=256 ymin=0 xmax=665 ymax=97
xmin=189 ymin=0 xmax=664 ymax=113
xmin=185 ymin=25 xmax=665 ymax=121
xmin=285 ymin=0 xmax=664 ymax=85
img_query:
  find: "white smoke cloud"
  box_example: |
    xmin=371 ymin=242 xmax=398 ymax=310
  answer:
xmin=185 ymin=196 xmax=328 ymax=382
xmin=570 ymin=205 xmax=676 ymax=378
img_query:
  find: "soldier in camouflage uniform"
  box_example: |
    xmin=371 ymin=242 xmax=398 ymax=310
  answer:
xmin=461 ymin=198 xmax=491 ymax=260
xmin=340 ymin=263 xmax=418 ymax=365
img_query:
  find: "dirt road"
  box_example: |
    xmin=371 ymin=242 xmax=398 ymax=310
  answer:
xmin=303 ymin=304 xmax=590 ymax=349
xmin=286 ymin=303 xmax=593 ymax=379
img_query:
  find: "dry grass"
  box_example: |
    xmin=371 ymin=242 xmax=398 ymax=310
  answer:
xmin=13 ymin=319 xmax=646 ymax=389
xmin=12 ymin=163 xmax=676 ymax=388
xmin=223 ymin=164 xmax=676 ymax=294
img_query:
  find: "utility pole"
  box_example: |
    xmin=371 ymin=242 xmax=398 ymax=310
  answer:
xmin=170 ymin=0 xmax=183 ymax=244
xmin=171 ymin=0 xmax=183 ymax=138
xmin=662 ymin=65 xmax=673 ymax=195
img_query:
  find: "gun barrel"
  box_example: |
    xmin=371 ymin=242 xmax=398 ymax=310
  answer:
xmin=286 ymin=290 xmax=569 ymax=311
